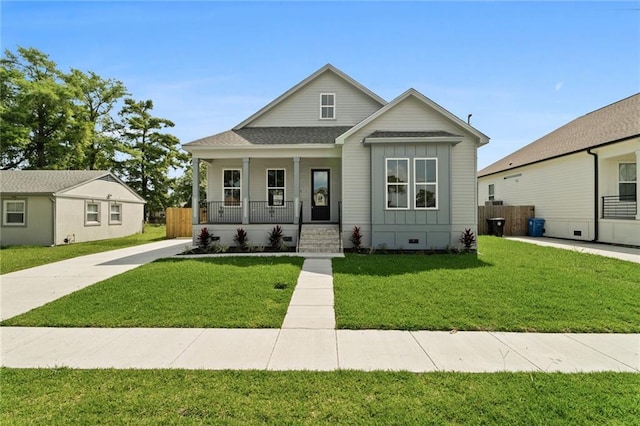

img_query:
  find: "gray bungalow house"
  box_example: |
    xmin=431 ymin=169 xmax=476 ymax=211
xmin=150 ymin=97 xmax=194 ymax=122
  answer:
xmin=183 ymin=64 xmax=489 ymax=251
xmin=0 ymin=170 xmax=145 ymax=246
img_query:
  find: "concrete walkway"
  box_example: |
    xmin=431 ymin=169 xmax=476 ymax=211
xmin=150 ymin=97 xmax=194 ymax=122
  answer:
xmin=1 ymin=245 xmax=639 ymax=372
xmin=507 ymin=236 xmax=640 ymax=264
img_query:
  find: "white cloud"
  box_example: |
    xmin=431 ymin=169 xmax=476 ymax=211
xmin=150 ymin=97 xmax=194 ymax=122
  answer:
xmin=555 ymin=81 xmax=564 ymax=92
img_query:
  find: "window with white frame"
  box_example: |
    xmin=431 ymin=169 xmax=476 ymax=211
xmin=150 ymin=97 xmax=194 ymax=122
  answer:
xmin=488 ymin=184 xmax=495 ymax=201
xmin=619 ymin=163 xmax=637 ymax=201
xmin=109 ymin=203 xmax=122 ymax=224
xmin=320 ymin=93 xmax=335 ymax=119
xmin=386 ymin=158 xmax=409 ymax=209
xmin=2 ymin=200 xmax=26 ymax=226
xmin=223 ymin=169 xmax=241 ymax=207
xmin=85 ymin=202 xmax=100 ymax=225
xmin=414 ymin=158 xmax=438 ymax=209
xmin=267 ymin=169 xmax=285 ymax=206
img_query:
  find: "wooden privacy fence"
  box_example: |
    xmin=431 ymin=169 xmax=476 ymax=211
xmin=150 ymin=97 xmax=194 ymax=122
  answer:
xmin=477 ymin=205 xmax=535 ymax=236
xmin=166 ymin=208 xmax=205 ymax=238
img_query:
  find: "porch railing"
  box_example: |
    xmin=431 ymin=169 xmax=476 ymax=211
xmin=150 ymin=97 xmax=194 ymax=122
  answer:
xmin=203 ymin=201 xmax=295 ymax=224
xmin=602 ymin=195 xmax=637 ymax=219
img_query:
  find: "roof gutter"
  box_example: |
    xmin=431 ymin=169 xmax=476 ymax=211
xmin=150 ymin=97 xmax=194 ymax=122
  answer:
xmin=587 ymin=149 xmax=599 ymax=242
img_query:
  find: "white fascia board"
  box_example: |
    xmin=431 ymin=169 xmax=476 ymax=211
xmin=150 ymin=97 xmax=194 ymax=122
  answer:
xmin=186 ymin=144 xmax=342 ymax=159
xmin=363 ymin=136 xmax=463 ymax=145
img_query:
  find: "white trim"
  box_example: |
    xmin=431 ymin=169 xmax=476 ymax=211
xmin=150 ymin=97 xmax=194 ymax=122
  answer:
xmin=109 ymin=202 xmax=122 ymax=225
xmin=385 ymin=158 xmax=410 ymax=210
xmin=2 ymin=199 xmax=26 ymax=226
xmin=363 ymin=136 xmax=462 ymax=144
xmin=222 ymin=168 xmax=242 ymax=207
xmin=266 ymin=168 xmax=286 ymax=207
xmin=85 ymin=201 xmax=101 ymax=226
xmin=319 ymin=92 xmax=336 ymax=120
xmin=413 ymin=158 xmax=438 ymax=210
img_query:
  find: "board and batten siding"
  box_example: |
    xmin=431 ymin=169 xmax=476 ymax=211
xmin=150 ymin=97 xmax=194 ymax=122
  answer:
xmin=249 ymin=71 xmax=383 ymax=127
xmin=342 ymin=95 xmax=481 ymax=249
xmin=478 ymin=153 xmax=594 ymax=240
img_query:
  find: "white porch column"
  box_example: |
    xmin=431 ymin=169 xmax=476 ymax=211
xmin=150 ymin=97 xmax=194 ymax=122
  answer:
xmin=636 ymin=149 xmax=640 ymax=220
xmin=293 ymin=157 xmax=301 ymax=224
xmin=191 ymin=156 xmax=200 ymax=225
xmin=242 ymin=157 xmax=250 ymax=224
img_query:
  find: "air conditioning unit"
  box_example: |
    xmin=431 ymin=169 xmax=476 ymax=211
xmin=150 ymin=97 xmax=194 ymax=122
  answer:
xmin=485 ymin=200 xmax=503 ymax=206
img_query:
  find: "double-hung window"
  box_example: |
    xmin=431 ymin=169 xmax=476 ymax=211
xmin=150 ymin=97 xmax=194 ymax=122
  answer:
xmin=414 ymin=158 xmax=438 ymax=209
xmin=619 ymin=163 xmax=637 ymax=201
xmin=85 ymin=202 xmax=100 ymax=225
xmin=488 ymin=184 xmax=495 ymax=201
xmin=2 ymin=200 xmax=26 ymax=226
xmin=267 ymin=169 xmax=285 ymax=207
xmin=386 ymin=158 xmax=409 ymax=209
xmin=223 ymin=169 xmax=241 ymax=207
xmin=109 ymin=203 xmax=122 ymax=225
xmin=320 ymin=93 xmax=335 ymax=119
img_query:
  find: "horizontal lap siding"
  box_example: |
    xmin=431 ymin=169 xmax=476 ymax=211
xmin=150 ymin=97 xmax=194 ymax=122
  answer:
xmin=250 ymin=72 xmax=382 ymax=127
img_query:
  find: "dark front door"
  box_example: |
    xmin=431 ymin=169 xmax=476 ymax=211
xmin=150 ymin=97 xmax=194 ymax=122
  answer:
xmin=311 ymin=169 xmax=330 ymax=221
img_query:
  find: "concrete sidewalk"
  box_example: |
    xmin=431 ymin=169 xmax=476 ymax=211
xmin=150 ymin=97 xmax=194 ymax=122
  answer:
xmin=1 ymin=247 xmax=638 ymax=373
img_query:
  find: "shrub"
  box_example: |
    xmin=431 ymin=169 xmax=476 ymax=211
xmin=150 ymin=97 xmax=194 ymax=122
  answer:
xmin=233 ymin=228 xmax=248 ymax=250
xmin=459 ymin=228 xmax=477 ymax=252
xmin=349 ymin=226 xmax=363 ymax=253
xmin=197 ymin=227 xmax=211 ymax=250
xmin=268 ymin=225 xmax=284 ymax=250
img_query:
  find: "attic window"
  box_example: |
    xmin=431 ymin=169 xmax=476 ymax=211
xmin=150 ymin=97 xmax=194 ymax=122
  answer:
xmin=320 ymin=93 xmax=335 ymax=119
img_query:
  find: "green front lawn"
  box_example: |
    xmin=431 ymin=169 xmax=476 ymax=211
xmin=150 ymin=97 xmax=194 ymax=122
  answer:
xmin=2 ymin=369 xmax=638 ymax=424
xmin=1 ymin=257 xmax=303 ymax=328
xmin=0 ymin=224 xmax=167 ymax=274
xmin=334 ymin=236 xmax=640 ymax=332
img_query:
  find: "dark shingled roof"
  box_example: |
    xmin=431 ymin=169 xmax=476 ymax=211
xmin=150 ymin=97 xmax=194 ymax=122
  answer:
xmin=479 ymin=93 xmax=640 ymax=177
xmin=365 ymin=131 xmax=461 ymax=139
xmin=184 ymin=126 xmax=353 ymax=147
xmin=0 ymin=170 xmax=112 ymax=194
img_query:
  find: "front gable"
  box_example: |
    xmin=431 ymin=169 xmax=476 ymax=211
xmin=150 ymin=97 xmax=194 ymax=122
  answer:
xmin=235 ymin=64 xmax=386 ymax=129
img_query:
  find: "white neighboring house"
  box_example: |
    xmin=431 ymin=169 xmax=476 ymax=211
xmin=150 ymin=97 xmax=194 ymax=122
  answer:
xmin=182 ymin=64 xmax=489 ymax=251
xmin=0 ymin=170 xmax=145 ymax=246
xmin=478 ymin=93 xmax=639 ymax=247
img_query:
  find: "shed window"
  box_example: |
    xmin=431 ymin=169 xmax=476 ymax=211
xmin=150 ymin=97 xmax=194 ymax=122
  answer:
xmin=619 ymin=163 xmax=637 ymax=201
xmin=109 ymin=203 xmax=122 ymax=224
xmin=414 ymin=158 xmax=437 ymax=209
xmin=267 ymin=169 xmax=285 ymax=207
xmin=223 ymin=169 xmax=241 ymax=207
xmin=320 ymin=93 xmax=335 ymax=119
xmin=386 ymin=158 xmax=409 ymax=209
xmin=2 ymin=200 xmax=26 ymax=226
xmin=85 ymin=202 xmax=100 ymax=225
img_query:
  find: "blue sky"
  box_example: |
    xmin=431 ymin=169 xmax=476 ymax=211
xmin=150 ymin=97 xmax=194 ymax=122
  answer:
xmin=2 ymin=1 xmax=639 ymax=170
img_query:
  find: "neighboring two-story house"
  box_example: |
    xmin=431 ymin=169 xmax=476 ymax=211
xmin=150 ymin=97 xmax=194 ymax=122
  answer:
xmin=183 ymin=64 xmax=489 ymax=252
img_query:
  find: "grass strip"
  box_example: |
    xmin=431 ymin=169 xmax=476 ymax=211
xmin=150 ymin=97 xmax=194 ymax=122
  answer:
xmin=1 ymin=369 xmax=638 ymax=424
xmin=1 ymin=257 xmax=304 ymax=328
xmin=334 ymin=236 xmax=640 ymax=332
xmin=0 ymin=224 xmax=167 ymax=274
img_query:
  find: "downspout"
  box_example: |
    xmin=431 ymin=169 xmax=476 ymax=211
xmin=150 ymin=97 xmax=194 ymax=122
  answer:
xmin=49 ymin=196 xmax=56 ymax=246
xmin=587 ymin=149 xmax=599 ymax=242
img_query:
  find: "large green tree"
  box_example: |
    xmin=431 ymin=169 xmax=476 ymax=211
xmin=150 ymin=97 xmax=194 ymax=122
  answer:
xmin=0 ymin=47 xmax=78 ymax=169
xmin=170 ymin=160 xmax=207 ymax=208
xmin=66 ymin=69 xmax=128 ymax=170
xmin=116 ymin=99 xmax=186 ymax=218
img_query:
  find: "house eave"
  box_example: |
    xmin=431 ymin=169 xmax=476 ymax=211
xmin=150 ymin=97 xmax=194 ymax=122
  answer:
xmin=362 ymin=136 xmax=463 ymax=145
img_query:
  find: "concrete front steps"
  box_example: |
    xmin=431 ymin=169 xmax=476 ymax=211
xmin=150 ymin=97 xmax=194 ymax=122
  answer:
xmin=298 ymin=224 xmax=342 ymax=253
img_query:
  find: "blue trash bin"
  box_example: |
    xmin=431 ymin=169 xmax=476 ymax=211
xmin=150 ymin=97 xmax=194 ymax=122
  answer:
xmin=528 ymin=218 xmax=545 ymax=237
